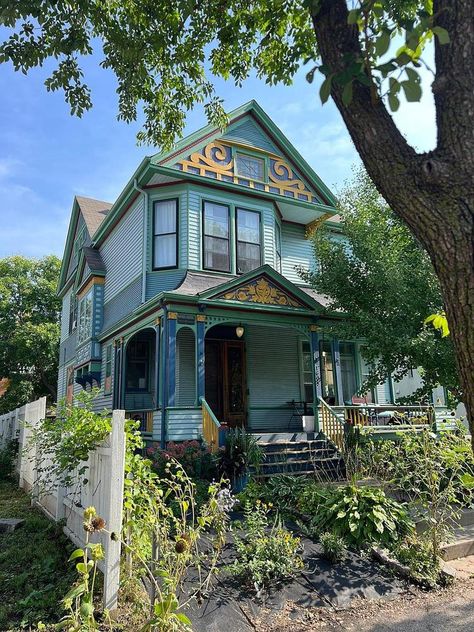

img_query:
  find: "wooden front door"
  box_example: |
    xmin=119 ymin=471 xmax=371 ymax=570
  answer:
xmin=205 ymin=339 xmax=247 ymax=427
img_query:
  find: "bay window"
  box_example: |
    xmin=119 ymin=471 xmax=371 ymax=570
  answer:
xmin=203 ymin=201 xmax=230 ymax=272
xmin=77 ymin=289 xmax=93 ymax=345
xmin=153 ymin=199 xmax=178 ymax=269
xmin=236 ymin=208 xmax=261 ymax=273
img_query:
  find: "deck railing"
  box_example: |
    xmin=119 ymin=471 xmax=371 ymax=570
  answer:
xmin=319 ymin=397 xmax=345 ymax=451
xmin=332 ymin=404 xmax=434 ymax=427
xmin=200 ymin=397 xmax=221 ymax=452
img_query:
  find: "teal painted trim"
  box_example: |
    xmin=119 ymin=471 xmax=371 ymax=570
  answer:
xmin=152 ymin=164 xmax=336 ymax=218
xmin=310 ymin=329 xmax=322 ymax=432
xmin=168 ymin=317 xmax=177 ymax=407
xmin=332 ymin=340 xmax=344 ymax=406
xmin=196 ymin=318 xmax=205 ymax=401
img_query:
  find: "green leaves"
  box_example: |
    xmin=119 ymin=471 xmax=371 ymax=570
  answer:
xmin=424 ymin=312 xmax=450 ymax=338
xmin=432 ymin=26 xmax=450 ymax=45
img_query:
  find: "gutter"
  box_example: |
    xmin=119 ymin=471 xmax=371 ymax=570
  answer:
xmin=133 ymin=178 xmax=149 ymax=304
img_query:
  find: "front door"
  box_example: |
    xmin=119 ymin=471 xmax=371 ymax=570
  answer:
xmin=205 ymin=339 xmax=247 ymax=427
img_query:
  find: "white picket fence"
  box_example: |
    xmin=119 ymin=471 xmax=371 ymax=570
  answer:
xmin=0 ymin=398 xmax=126 ymax=610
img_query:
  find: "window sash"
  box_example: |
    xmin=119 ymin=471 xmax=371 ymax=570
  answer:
xmin=236 ymin=208 xmax=261 ymax=273
xmin=77 ymin=290 xmax=93 ymax=345
xmin=153 ymin=199 xmax=178 ymax=269
xmin=236 ymin=153 xmax=265 ymax=181
xmin=203 ymin=202 xmax=230 ymax=272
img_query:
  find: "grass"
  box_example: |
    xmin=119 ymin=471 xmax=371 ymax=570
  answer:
xmin=0 ymin=480 xmax=76 ymax=630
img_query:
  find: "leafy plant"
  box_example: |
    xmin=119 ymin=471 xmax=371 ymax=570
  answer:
xmin=218 ymin=427 xmax=264 ymax=483
xmin=0 ymin=439 xmax=18 ymax=480
xmin=359 ymin=427 xmax=474 ymax=559
xmin=229 ymin=501 xmax=303 ymax=594
xmin=319 ymin=531 xmax=348 ymax=564
xmin=238 ymin=475 xmax=308 ymax=516
xmin=148 ymin=440 xmax=217 ymax=481
xmin=27 ymin=390 xmax=112 ymax=492
xmin=392 ymin=534 xmax=441 ymax=588
xmin=58 ymin=506 xmax=109 ymax=631
xmin=305 ymin=484 xmax=413 ymax=548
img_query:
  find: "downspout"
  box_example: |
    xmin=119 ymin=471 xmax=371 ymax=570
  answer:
xmin=133 ymin=178 xmax=149 ymax=304
xmin=160 ymin=304 xmax=168 ymax=449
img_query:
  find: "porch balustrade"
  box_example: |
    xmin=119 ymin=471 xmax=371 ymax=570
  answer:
xmin=331 ymin=404 xmax=434 ymax=427
xmin=319 ymin=398 xmax=345 ymax=451
xmin=200 ymin=397 xmax=221 ymax=452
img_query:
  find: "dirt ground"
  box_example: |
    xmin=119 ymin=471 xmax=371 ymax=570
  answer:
xmin=255 ymin=576 xmax=474 ymax=631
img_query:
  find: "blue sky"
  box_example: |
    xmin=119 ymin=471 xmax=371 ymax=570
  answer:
xmin=0 ymin=53 xmax=436 ymax=260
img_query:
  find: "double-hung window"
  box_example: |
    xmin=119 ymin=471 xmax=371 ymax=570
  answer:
xmin=153 ymin=199 xmax=178 ymax=269
xmin=77 ymin=289 xmax=93 ymax=345
xmin=301 ymin=342 xmax=313 ymax=402
xmin=203 ymin=201 xmax=230 ymax=272
xmin=236 ymin=208 xmax=261 ymax=273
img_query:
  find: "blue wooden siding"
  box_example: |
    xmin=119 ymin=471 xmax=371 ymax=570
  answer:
xmin=187 ymin=188 xmax=201 ymax=270
xmin=59 ymin=332 xmax=77 ymax=366
xmin=153 ymin=410 xmax=162 ymax=441
xmin=176 ymin=328 xmax=196 ymax=406
xmin=57 ymin=363 xmax=67 ymax=400
xmin=167 ymin=408 xmax=202 ymax=441
xmin=246 ymin=325 xmax=303 ymax=431
xmin=222 ymin=118 xmax=279 ymax=154
xmin=91 ymin=343 xmax=114 ymax=413
xmin=101 ymin=197 xmax=144 ymax=303
xmin=145 ymin=270 xmax=186 ymax=301
xmin=103 ymin=276 xmax=142 ymax=331
xmin=281 ymin=222 xmax=315 ymax=284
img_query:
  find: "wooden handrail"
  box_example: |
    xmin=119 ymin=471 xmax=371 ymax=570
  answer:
xmin=331 ymin=404 xmax=434 ymax=427
xmin=200 ymin=397 xmax=221 ymax=453
xmin=318 ymin=397 xmax=345 ymax=451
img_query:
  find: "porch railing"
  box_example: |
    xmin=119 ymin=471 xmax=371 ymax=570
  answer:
xmin=319 ymin=397 xmax=345 ymax=451
xmin=331 ymin=404 xmax=434 ymax=427
xmin=200 ymin=397 xmax=221 ymax=453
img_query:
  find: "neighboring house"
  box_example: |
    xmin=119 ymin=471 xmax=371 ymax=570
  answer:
xmin=57 ymin=101 xmax=443 ymax=445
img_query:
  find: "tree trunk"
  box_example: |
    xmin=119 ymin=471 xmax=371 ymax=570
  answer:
xmin=312 ymin=0 xmax=474 ymax=445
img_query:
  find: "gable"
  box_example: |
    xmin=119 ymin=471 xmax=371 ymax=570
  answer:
xmin=216 ymin=276 xmax=306 ymax=308
xmin=221 ymin=118 xmax=279 ymax=154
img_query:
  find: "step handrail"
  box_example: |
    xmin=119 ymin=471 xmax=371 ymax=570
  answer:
xmin=200 ymin=397 xmax=221 ymax=453
xmin=318 ymin=397 xmax=345 ymax=451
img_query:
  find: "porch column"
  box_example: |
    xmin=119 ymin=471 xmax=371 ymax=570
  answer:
xmin=196 ymin=314 xmax=206 ymax=402
xmin=332 ymin=339 xmax=344 ymax=405
xmin=167 ymin=312 xmax=177 ymax=407
xmin=154 ymin=318 xmax=161 ymax=408
xmin=113 ymin=338 xmax=124 ymax=410
xmin=310 ymin=326 xmax=322 ymax=433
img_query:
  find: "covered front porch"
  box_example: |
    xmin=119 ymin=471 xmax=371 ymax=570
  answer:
xmin=115 ymin=266 xmax=370 ymax=445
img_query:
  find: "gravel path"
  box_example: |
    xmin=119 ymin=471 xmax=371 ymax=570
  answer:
xmin=254 ymin=576 xmax=474 ymax=631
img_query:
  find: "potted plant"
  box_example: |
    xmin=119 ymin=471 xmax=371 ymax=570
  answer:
xmin=218 ymin=427 xmax=264 ymax=491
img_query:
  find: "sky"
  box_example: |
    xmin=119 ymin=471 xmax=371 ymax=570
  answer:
xmin=0 ymin=49 xmax=437 ymax=260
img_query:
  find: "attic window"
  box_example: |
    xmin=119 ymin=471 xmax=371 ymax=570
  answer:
xmin=236 ymin=153 xmax=264 ymax=181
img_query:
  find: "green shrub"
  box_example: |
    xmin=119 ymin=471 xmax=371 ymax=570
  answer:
xmin=238 ymin=475 xmax=308 ymax=515
xmin=148 ymin=440 xmax=217 ymax=480
xmin=218 ymin=428 xmax=264 ymax=482
xmin=0 ymin=439 xmax=18 ymax=480
xmin=229 ymin=501 xmax=303 ymax=592
xmin=306 ymin=484 xmax=413 ymax=548
xmin=319 ymin=531 xmax=347 ymax=563
xmin=393 ymin=535 xmax=441 ymax=587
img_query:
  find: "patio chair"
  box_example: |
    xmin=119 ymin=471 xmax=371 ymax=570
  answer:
xmin=287 ymin=400 xmax=306 ymax=431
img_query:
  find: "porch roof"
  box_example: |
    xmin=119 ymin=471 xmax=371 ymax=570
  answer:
xmin=169 ymin=265 xmax=331 ymax=310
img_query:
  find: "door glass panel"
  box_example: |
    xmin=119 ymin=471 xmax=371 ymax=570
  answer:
xmin=320 ymin=340 xmax=336 ymax=404
xmin=340 ymin=343 xmax=357 ymax=403
xmin=227 ymin=345 xmax=244 ymax=413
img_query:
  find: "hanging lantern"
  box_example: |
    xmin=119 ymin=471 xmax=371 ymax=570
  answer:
xmin=236 ymin=325 xmax=244 ymax=338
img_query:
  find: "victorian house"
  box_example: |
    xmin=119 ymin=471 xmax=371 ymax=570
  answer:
xmin=57 ymin=101 xmax=443 ymax=447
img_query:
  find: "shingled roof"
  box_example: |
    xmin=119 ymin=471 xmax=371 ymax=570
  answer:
xmin=75 ymin=196 xmax=113 ymax=238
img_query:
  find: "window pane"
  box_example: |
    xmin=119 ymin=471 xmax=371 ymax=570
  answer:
xmin=236 ymin=154 xmax=264 ymax=180
xmin=204 ymin=202 xmax=229 ymax=238
xmin=237 ymin=209 xmax=260 ymax=244
xmin=204 ymin=236 xmax=230 ymax=271
xmin=154 ymin=234 xmax=176 ymax=268
xmin=237 ymin=242 xmax=260 ymax=273
xmin=154 ymin=200 xmax=176 ymax=234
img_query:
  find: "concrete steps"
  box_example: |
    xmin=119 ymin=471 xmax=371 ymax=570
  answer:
xmin=251 ymin=432 xmax=345 ymax=480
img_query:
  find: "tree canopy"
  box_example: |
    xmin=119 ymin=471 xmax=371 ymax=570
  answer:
xmin=2 ymin=0 xmax=473 ymax=438
xmin=0 ymin=256 xmax=61 ymax=413
xmin=302 ymin=170 xmax=458 ymax=402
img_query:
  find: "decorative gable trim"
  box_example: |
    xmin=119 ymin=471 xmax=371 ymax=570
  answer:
xmin=216 ymin=276 xmax=304 ymax=308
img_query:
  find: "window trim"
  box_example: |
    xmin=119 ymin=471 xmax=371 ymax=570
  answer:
xmin=235 ymin=207 xmax=262 ymax=275
xmin=202 ymin=200 xmax=231 ymax=273
xmin=152 ymin=198 xmax=179 ymax=271
xmin=275 ymin=219 xmax=282 ymax=273
xmin=77 ymin=288 xmax=93 ymax=346
xmin=68 ymin=293 xmax=77 ymax=334
xmin=235 ymin=150 xmax=267 ymax=183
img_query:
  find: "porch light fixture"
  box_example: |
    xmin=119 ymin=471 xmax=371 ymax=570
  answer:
xmin=236 ymin=325 xmax=244 ymax=338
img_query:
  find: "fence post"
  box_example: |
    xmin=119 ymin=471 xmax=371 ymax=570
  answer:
xmin=103 ymin=409 xmax=126 ymax=611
